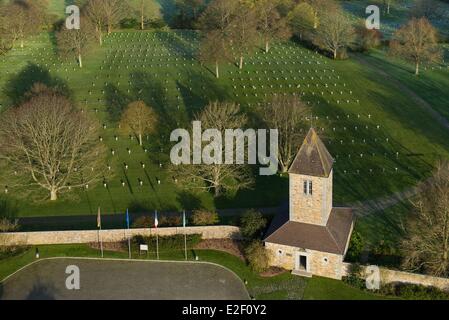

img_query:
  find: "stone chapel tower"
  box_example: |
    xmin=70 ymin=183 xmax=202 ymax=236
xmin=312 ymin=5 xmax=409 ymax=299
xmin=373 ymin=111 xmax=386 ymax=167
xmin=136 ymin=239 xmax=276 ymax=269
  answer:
xmin=288 ymin=128 xmax=334 ymax=226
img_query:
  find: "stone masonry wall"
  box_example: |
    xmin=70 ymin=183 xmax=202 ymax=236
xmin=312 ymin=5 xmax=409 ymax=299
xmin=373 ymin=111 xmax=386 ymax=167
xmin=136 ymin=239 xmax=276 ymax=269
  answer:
xmin=265 ymin=242 xmax=344 ymax=280
xmin=289 ymin=171 xmax=333 ymax=226
xmin=0 ymin=226 xmax=241 ymax=246
xmin=342 ymin=263 xmax=449 ymax=291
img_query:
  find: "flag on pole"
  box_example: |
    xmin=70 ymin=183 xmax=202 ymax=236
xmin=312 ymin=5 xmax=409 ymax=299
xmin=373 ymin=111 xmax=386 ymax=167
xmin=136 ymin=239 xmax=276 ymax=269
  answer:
xmin=154 ymin=210 xmax=159 ymax=228
xmin=126 ymin=208 xmax=130 ymax=229
xmin=97 ymin=207 xmax=101 ymax=229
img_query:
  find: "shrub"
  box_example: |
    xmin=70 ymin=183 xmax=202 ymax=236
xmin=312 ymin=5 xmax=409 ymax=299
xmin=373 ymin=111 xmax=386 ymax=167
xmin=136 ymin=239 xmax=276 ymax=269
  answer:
xmin=239 ymin=209 xmax=267 ymax=240
xmin=0 ymin=197 xmax=19 ymax=232
xmin=191 ymin=210 xmax=219 ymax=226
xmin=131 ymin=216 xmax=154 ymax=229
xmin=0 ymin=218 xmax=19 ymax=232
xmin=148 ymin=18 xmax=167 ymax=29
xmin=346 ymin=231 xmax=365 ymax=262
xmin=355 ymin=27 xmax=382 ymax=52
xmin=170 ymin=215 xmax=182 ymax=226
xmin=0 ymin=245 xmax=28 ymax=259
xmin=0 ymin=196 xmax=19 ymax=220
xmin=379 ymin=282 xmax=449 ymax=300
xmin=120 ymin=18 xmax=139 ymax=29
xmin=372 ymin=240 xmax=396 ymax=256
xmin=131 ymin=234 xmax=202 ymax=250
xmin=245 ymin=241 xmax=270 ymax=273
xmin=342 ymin=263 xmax=366 ymax=290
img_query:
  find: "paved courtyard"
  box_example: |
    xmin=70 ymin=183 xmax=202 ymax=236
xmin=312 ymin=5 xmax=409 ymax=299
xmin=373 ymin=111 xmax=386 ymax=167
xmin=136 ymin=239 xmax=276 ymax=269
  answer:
xmin=0 ymin=258 xmax=249 ymax=300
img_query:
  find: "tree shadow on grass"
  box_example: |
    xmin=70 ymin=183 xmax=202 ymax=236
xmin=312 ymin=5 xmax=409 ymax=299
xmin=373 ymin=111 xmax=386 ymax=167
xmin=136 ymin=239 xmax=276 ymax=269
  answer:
xmin=176 ymin=191 xmax=202 ymax=211
xmin=104 ymin=84 xmax=132 ymax=122
xmin=3 ymin=63 xmax=71 ymax=105
xmin=155 ymin=0 xmax=178 ymax=26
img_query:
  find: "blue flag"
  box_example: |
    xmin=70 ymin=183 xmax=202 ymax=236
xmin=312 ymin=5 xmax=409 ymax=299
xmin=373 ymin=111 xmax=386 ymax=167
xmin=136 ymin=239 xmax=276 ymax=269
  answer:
xmin=126 ymin=209 xmax=130 ymax=229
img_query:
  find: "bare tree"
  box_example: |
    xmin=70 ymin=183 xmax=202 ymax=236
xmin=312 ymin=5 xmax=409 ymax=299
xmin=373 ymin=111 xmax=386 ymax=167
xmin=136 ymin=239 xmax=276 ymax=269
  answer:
xmin=229 ymin=2 xmax=258 ymax=69
xmin=84 ymin=0 xmax=106 ymax=45
xmin=288 ymin=2 xmax=315 ymax=40
xmin=3 ymin=0 xmax=46 ymax=49
xmin=384 ymin=0 xmax=398 ymax=15
xmin=199 ymin=30 xmax=230 ymax=78
xmin=390 ymin=17 xmax=442 ymax=76
xmin=198 ymin=0 xmax=238 ymax=76
xmin=0 ymin=5 xmax=13 ymax=55
xmin=0 ymin=85 xmax=107 ymax=201
xmin=401 ymin=161 xmax=449 ymax=277
xmin=102 ymin=0 xmax=128 ymax=34
xmin=256 ymin=0 xmax=291 ymax=53
xmin=198 ymin=0 xmax=237 ymax=36
xmin=307 ymin=0 xmax=337 ymax=29
xmin=260 ymin=95 xmax=308 ymax=173
xmin=312 ymin=7 xmax=355 ymax=59
xmin=56 ymin=19 xmax=95 ymax=68
xmin=411 ymin=0 xmax=444 ymax=20
xmin=119 ymin=101 xmax=158 ymax=146
xmin=171 ymin=101 xmax=254 ymax=197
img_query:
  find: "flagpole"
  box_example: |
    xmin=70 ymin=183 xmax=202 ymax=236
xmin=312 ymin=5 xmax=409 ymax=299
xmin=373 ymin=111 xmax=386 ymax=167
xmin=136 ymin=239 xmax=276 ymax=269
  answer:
xmin=155 ymin=210 xmax=159 ymax=260
xmin=183 ymin=210 xmax=187 ymax=260
xmin=127 ymin=209 xmax=131 ymax=259
xmin=98 ymin=207 xmax=104 ymax=258
xmin=99 ymin=224 xmax=104 ymax=258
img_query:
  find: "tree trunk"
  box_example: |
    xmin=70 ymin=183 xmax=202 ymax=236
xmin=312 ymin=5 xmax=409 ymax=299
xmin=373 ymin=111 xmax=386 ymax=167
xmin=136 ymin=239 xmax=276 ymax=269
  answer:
xmin=78 ymin=54 xmax=83 ymax=68
xmin=280 ymin=162 xmax=288 ymax=173
xmin=314 ymin=11 xmax=318 ymax=29
xmin=387 ymin=2 xmax=390 ymax=15
xmin=20 ymin=39 xmax=24 ymax=49
xmin=214 ymin=185 xmax=220 ymax=197
xmin=333 ymin=49 xmax=337 ymax=60
xmin=415 ymin=62 xmax=420 ymax=75
xmin=215 ymin=61 xmax=219 ymax=79
xmin=50 ymin=189 xmax=57 ymax=201
xmin=139 ymin=133 xmax=143 ymax=146
xmin=239 ymin=56 xmax=244 ymax=70
xmin=265 ymin=40 xmax=270 ymax=53
xmin=141 ymin=0 xmax=145 ymax=30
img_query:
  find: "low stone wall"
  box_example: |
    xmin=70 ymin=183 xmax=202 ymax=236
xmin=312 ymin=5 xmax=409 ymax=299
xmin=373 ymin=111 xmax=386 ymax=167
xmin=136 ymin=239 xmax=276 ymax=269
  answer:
xmin=342 ymin=263 xmax=449 ymax=291
xmin=0 ymin=226 xmax=241 ymax=246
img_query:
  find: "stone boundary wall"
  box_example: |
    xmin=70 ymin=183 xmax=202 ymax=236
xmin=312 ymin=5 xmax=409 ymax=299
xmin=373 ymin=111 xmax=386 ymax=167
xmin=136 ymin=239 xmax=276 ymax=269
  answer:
xmin=0 ymin=226 xmax=241 ymax=246
xmin=342 ymin=262 xmax=449 ymax=291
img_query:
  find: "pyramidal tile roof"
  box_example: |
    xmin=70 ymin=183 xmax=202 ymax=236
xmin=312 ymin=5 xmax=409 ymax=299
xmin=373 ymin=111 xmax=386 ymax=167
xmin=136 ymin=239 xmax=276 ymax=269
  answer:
xmin=289 ymin=127 xmax=334 ymax=177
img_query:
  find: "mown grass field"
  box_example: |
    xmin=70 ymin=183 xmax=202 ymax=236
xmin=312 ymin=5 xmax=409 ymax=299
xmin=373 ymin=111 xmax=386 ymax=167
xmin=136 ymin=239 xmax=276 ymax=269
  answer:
xmin=0 ymin=1 xmax=448 ymax=219
xmin=0 ymin=244 xmax=385 ymax=300
xmin=342 ymin=0 xmax=449 ymax=38
xmin=1 ymin=28 xmax=449 ymax=217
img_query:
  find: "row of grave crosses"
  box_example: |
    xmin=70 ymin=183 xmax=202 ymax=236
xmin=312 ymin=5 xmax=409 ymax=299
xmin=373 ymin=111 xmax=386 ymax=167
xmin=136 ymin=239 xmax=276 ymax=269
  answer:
xmin=3 ymin=164 xmax=411 ymax=195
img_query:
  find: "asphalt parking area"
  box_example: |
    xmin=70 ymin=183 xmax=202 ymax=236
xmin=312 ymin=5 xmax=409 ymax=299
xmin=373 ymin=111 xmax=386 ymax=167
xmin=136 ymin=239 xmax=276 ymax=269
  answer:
xmin=0 ymin=258 xmax=249 ymax=300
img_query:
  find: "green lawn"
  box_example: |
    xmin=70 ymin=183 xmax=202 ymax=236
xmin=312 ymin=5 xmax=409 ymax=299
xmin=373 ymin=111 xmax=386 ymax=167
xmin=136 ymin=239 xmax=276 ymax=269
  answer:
xmin=1 ymin=29 xmax=448 ymax=218
xmin=356 ymin=200 xmax=412 ymax=246
xmin=342 ymin=0 xmax=449 ymax=38
xmin=361 ymin=48 xmax=449 ymax=121
xmin=1 ymin=1 xmax=449 ymax=219
xmin=0 ymin=244 xmax=384 ymax=300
